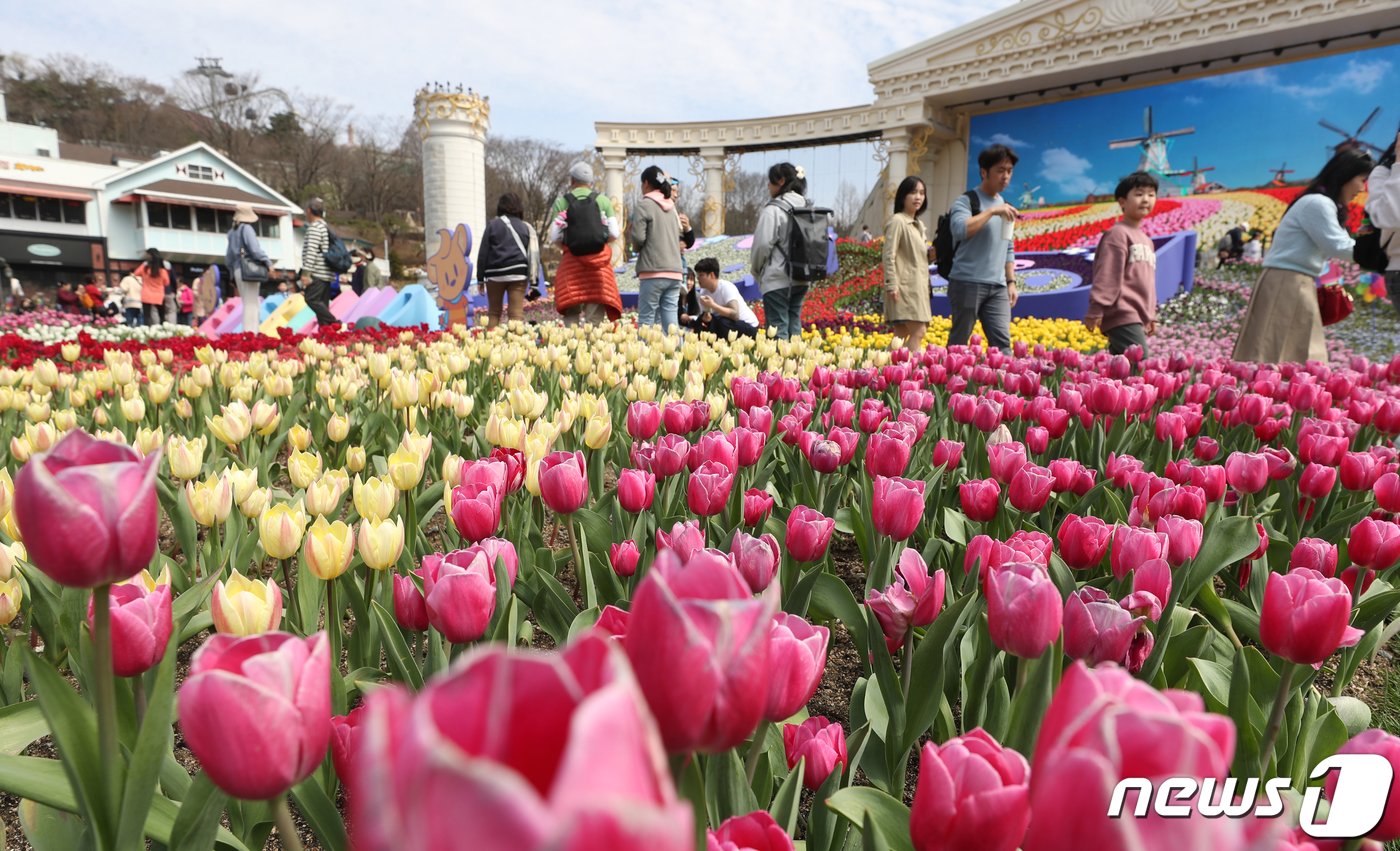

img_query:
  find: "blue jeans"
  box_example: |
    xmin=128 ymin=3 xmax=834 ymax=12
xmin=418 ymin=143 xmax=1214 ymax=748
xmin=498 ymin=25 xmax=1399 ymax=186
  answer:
xmin=124 ymin=307 xmax=142 ymax=327
xmin=638 ymin=277 xmax=681 ymax=332
xmin=947 ymin=280 xmax=1011 ymax=351
xmin=763 ymin=285 xmax=808 ymax=339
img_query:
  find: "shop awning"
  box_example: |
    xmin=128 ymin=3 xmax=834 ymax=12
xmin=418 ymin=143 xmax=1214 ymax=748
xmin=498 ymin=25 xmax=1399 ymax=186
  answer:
xmin=0 ymin=181 xmax=94 ymax=202
xmin=114 ymin=179 xmax=294 ymax=215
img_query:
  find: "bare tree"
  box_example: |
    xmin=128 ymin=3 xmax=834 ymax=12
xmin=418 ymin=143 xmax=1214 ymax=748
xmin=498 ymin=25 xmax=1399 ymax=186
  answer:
xmin=832 ymin=180 xmax=863 ymax=235
xmin=172 ymin=64 xmax=295 ymax=161
xmin=253 ymin=93 xmax=349 ymax=203
xmin=484 ymin=136 xmax=589 ymax=236
xmin=724 ymin=171 xmax=772 ymax=236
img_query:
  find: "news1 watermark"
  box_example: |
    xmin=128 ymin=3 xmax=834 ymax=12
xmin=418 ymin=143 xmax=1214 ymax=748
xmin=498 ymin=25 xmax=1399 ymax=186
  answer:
xmin=1107 ymin=754 xmax=1395 ymax=839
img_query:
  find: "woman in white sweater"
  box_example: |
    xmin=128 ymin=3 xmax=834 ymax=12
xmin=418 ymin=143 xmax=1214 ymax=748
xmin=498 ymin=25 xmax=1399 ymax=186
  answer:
xmin=1232 ymin=148 xmax=1374 ymax=364
xmin=1364 ymin=132 xmax=1400 ymax=316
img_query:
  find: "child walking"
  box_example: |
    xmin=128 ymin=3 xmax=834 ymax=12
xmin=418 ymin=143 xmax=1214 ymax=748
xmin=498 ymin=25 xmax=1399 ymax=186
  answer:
xmin=1085 ymin=172 xmax=1159 ymax=355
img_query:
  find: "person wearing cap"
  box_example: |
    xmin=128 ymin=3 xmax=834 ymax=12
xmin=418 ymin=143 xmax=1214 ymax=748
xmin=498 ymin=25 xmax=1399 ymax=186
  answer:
xmin=299 ymin=198 xmax=339 ymax=328
xmin=547 ymin=162 xmax=622 ymax=325
xmin=226 ymin=202 xmax=273 ymax=333
xmin=629 ymin=165 xmax=695 ymax=333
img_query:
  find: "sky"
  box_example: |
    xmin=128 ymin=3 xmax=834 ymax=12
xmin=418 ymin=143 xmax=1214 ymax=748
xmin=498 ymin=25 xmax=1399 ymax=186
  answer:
xmin=968 ymin=43 xmax=1400 ymax=205
xmin=5 ymin=0 xmax=1017 ymax=206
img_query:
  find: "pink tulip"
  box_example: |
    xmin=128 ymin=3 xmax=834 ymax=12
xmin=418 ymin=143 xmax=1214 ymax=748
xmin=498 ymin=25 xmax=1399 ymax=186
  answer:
xmin=1298 ymin=463 xmax=1337 ymax=500
xmin=731 ymin=377 xmax=769 ymax=412
xmin=687 ymin=460 xmax=735 ymax=517
xmin=786 ymin=506 xmax=834 ymax=563
xmin=1008 ymin=464 xmax=1054 ymax=512
xmin=732 ymin=427 xmax=766 ymax=468
xmin=1340 ymin=452 xmax=1382 ymax=491
xmin=867 ymin=581 xmax=917 ymax=652
xmin=1025 ymin=426 xmax=1049 ymax=455
xmin=653 ymin=434 xmax=691 ymax=479
xmin=421 ymin=549 xmax=496 ymax=644
xmin=960 ymin=478 xmax=1000 ymax=523
xmin=826 ymin=427 xmax=860 ymax=465
xmin=539 ymin=451 xmax=587 ymax=515
xmin=460 ymin=458 xmax=508 ymax=494
xmin=1062 ymin=588 xmax=1143 ymax=667
xmin=610 ymin=540 xmax=641 ymax=578
xmin=1154 ymin=515 xmax=1203 ymax=567
xmin=595 ymin=604 xmax=630 ymax=640
xmin=765 ymin=612 xmax=829 ymax=721
xmin=973 ymin=398 xmax=1003 ymax=432
xmin=1260 ymin=568 xmax=1363 ymax=666
xmin=1188 ymin=464 xmax=1227 ymax=502
xmin=349 ymin=634 xmax=693 ymax=851
xmin=392 ymin=574 xmax=429 ymax=631
xmin=743 ymin=489 xmax=775 ymax=527
xmin=858 ymin=398 xmax=890 ymax=433
xmin=1289 ymin=537 xmax=1338 ymax=576
xmin=14 ymin=430 xmax=161 ymax=588
xmin=625 ymin=552 xmax=777 ymax=753
xmin=179 ymin=631 xmax=330 ymax=800
xmin=617 ymin=468 xmax=656 ymax=513
xmin=911 ymin=729 xmax=1029 ymax=851
xmin=329 ymin=705 xmax=366 ymax=794
xmin=1024 ymin=662 xmax=1238 ymax=851
xmin=1123 ymin=558 xmax=1171 ymax=621
xmin=783 ymin=717 xmax=847 ymax=791
xmin=932 ymin=439 xmax=964 ymax=470
xmin=627 ymin=400 xmax=661 ymax=439
xmin=1109 ymin=525 xmax=1167 ymax=581
xmin=987 ymin=441 xmax=1028 ymax=484
xmin=1056 ymin=514 xmax=1111 ymax=570
xmin=731 ymin=530 xmax=781 ymax=593
xmin=986 ymin=563 xmax=1062 ymax=659
xmin=806 ymin=439 xmax=842 ymax=474
xmin=86 ymin=580 xmax=173 ymax=677
xmin=897 ymin=548 xmax=945 ymax=628
xmin=488 ymin=448 xmax=526 ymax=493
xmin=872 ymin=475 xmax=926 ymax=541
xmin=690 ymin=431 xmax=739 ymax=474
xmin=473 ymin=537 xmax=520 ymax=587
xmin=656 ymin=520 xmax=706 ymax=563
xmin=1349 ymin=518 xmax=1400 ymax=572
xmin=663 ymin=400 xmax=694 ymax=435
xmin=1326 ymin=730 xmax=1400 ymax=841
xmin=1224 ymin=451 xmax=1269 ymax=494
xmin=865 ymin=430 xmax=912 ymax=478
xmin=450 ymin=482 xmax=502 ymax=543
xmin=1377 ymin=471 xmax=1400 ymax=512
xmin=706 ymin=811 xmax=794 ymax=851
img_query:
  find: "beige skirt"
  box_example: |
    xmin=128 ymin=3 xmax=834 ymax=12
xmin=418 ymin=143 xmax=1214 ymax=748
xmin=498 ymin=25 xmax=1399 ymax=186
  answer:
xmin=1232 ymin=267 xmax=1327 ymax=364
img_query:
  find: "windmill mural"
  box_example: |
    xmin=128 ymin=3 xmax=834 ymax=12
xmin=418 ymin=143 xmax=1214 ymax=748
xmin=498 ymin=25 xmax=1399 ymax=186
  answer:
xmin=1268 ymin=163 xmax=1296 ymax=187
xmin=1108 ymin=106 xmax=1195 ymax=194
xmin=1017 ymin=183 xmax=1044 ymax=208
xmin=1166 ymin=156 xmax=1218 ymax=194
xmin=1319 ymin=107 xmax=1385 ymax=157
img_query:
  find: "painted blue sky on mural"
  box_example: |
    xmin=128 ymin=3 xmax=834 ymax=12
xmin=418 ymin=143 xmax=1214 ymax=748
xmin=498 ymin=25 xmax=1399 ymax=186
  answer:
xmin=968 ymin=44 xmax=1400 ymax=205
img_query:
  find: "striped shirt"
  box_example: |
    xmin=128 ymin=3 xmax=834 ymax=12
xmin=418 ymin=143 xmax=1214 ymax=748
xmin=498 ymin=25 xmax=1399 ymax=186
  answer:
xmin=301 ymin=219 xmax=332 ymax=281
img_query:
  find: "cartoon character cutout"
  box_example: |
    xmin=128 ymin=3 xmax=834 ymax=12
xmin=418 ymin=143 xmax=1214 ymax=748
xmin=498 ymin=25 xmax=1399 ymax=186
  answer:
xmin=426 ymin=224 xmax=474 ymax=325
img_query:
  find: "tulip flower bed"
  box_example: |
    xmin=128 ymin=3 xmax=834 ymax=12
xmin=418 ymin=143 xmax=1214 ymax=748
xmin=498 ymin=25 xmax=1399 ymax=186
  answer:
xmin=0 ymin=309 xmax=198 ymax=344
xmin=4 ymin=319 xmax=1400 ymax=850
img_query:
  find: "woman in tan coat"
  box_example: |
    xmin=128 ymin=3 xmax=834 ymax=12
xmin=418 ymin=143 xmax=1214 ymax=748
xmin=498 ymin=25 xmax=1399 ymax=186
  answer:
xmin=883 ymin=176 xmax=933 ymax=348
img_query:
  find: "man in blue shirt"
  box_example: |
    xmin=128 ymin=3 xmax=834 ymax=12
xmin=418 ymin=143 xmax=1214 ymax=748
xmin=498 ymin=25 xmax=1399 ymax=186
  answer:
xmin=947 ymin=145 xmax=1020 ymax=351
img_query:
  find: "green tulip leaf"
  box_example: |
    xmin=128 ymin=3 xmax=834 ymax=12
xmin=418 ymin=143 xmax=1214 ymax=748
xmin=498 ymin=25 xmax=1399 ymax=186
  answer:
xmin=291 ymin=775 xmax=349 ymax=851
xmin=703 ymin=748 xmax=759 ymax=828
xmin=168 ymin=771 xmax=235 ymax=851
xmin=22 ymin=647 xmax=112 ymax=841
xmin=901 ymin=593 xmax=976 ymax=753
xmin=825 ymin=786 xmax=914 ymax=851
xmin=117 ymin=636 xmax=178 ymax=850
xmin=370 ymin=601 xmax=424 ymax=690
xmin=770 ymin=755 xmax=804 ymax=836
xmin=19 ymin=797 xmax=89 ymax=850
xmin=0 ymin=701 xmax=49 ymax=756
xmin=808 ymin=572 xmax=868 ymax=656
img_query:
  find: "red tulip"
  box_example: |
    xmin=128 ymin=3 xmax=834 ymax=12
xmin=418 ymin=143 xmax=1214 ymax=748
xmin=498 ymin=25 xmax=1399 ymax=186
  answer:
xmin=1154 ymin=515 xmax=1203 ymax=567
xmin=14 ymin=430 xmax=161 ymax=588
xmin=179 ymin=631 xmax=330 ymax=800
xmin=450 ymin=482 xmax=502 ymax=543
xmin=783 ymin=716 xmax=848 ymax=791
xmin=1326 ymin=730 xmax=1400 ymax=841
xmin=706 ymin=811 xmax=793 ymax=851
xmin=539 ymin=451 xmax=587 ymax=515
xmin=731 ymin=530 xmax=781 ymax=593
xmin=329 ymin=705 xmax=365 ymax=794
xmin=932 ymin=439 xmax=964 ymax=470
xmin=1340 ymin=565 xmax=1376 ymax=597
xmin=911 ymin=729 xmax=1029 ymax=851
xmin=421 ymin=549 xmax=496 ymax=643
xmin=1025 ymin=662 xmax=1238 ymax=851
xmin=687 ymin=460 xmax=735 ymax=516
xmin=986 ymin=563 xmax=1062 ymax=659
xmin=1062 ymin=588 xmax=1143 ymax=667
xmin=1108 ymin=525 xmax=1166 ymax=581
xmin=656 ymin=520 xmax=706 ymax=563
xmin=743 ymin=489 xmax=775 ymax=527
xmin=1224 ymin=451 xmax=1269 ymax=494
xmin=987 ymin=441 xmax=1028 ymax=484
xmin=392 ymin=574 xmax=429 ymax=631
xmin=1056 ymin=514 xmax=1112 ymax=570
xmin=625 ymin=553 xmax=777 ymax=753
xmin=350 ymin=634 xmax=692 ymax=851
xmin=786 ymin=506 xmax=834 ymax=563
xmin=960 ymin=478 xmax=1000 ymax=522
xmin=1154 ymin=412 xmax=1186 ymax=450
xmin=617 ymin=468 xmax=656 ymax=513
xmin=872 ymin=475 xmax=926 ymax=541
xmin=610 ymin=540 xmax=641 ymax=578
xmin=1260 ymin=568 xmax=1363 ymax=666
xmin=765 ymin=612 xmax=829 ymax=721
xmin=1008 ymin=464 xmax=1054 ymax=512
xmin=1375 ymin=471 xmax=1400 ymax=512
xmin=86 ymin=579 xmax=173 ymax=677
xmin=664 ymin=400 xmax=694 ymax=435
xmin=1349 ymin=518 xmax=1400 ymax=572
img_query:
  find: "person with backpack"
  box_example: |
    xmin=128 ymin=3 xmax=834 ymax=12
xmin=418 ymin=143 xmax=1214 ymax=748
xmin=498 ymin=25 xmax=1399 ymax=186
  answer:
xmin=1233 ymin=148 xmax=1374 ymax=364
xmin=135 ymin=248 xmax=170 ymax=326
xmin=299 ymin=197 xmax=341 ymax=328
xmin=477 ymin=192 xmax=540 ymax=327
xmin=945 ymin=144 xmax=1020 ymax=352
xmin=228 ymin=203 xmax=273 ymax=333
xmin=548 ymin=161 xmax=622 ymax=325
xmin=630 ymin=165 xmax=695 ymax=332
xmin=1364 ymin=131 xmax=1400 ymax=316
xmin=883 ymin=176 xmax=933 ymax=349
xmin=751 ymin=162 xmax=823 ymax=339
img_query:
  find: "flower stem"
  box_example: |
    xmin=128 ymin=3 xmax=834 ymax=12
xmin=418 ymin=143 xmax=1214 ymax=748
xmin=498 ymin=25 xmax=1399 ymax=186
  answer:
xmin=281 ymin=559 xmax=300 ymax=633
xmin=327 ymin=578 xmax=342 ymax=676
xmin=745 ymin=720 xmax=771 ymax=785
xmin=91 ymin=584 xmax=120 ymax=825
xmin=1258 ymin=662 xmax=1297 ymax=777
xmin=902 ymin=631 xmax=917 ymax=706
xmin=569 ymin=515 xmax=596 ymax=611
xmin=273 ymin=795 xmax=305 ymax=851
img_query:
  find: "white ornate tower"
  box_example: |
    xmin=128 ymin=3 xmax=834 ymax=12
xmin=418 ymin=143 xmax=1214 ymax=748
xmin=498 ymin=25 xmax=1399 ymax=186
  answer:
xmin=414 ymin=85 xmax=489 ymax=270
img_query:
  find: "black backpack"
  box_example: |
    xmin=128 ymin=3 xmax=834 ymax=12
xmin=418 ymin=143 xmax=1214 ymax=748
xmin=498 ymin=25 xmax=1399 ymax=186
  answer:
xmin=323 ymin=226 xmax=353 ymax=274
xmin=934 ymin=190 xmax=981 ymax=281
xmin=563 ymin=191 xmax=608 ymax=256
xmin=1354 ymin=221 xmax=1393 ymax=274
xmin=769 ymin=197 xmax=833 ymax=282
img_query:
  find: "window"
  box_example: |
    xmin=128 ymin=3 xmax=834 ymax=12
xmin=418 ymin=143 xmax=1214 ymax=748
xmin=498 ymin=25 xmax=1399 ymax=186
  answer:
xmin=257 ymin=215 xmax=280 ymax=239
xmin=169 ymin=204 xmax=192 ymax=230
xmin=187 ymin=164 xmax=215 ymax=181
xmin=12 ymin=195 xmax=37 ymax=220
xmin=195 ymin=207 xmax=217 ymax=232
xmin=61 ymin=200 xmax=86 ymax=225
xmin=216 ymin=209 xmax=234 ymax=232
xmin=38 ymin=197 xmax=62 ymax=223
xmin=0 ymin=194 xmax=10 ymax=218
xmin=146 ymin=201 xmax=169 ymax=228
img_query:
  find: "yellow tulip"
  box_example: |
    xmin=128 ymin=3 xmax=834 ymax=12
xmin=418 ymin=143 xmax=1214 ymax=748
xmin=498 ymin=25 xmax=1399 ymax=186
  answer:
xmin=287 ymin=424 xmax=311 ymax=452
xmin=58 ymin=342 xmax=80 ymax=363
xmin=120 ymin=395 xmax=146 ymax=423
xmin=121 ymin=566 xmax=172 ymax=592
xmin=388 ymin=370 xmax=420 ymax=409
xmin=0 ymin=543 xmax=15 ymax=581
xmin=353 ymin=475 xmax=398 ymax=522
xmin=133 ymin=427 xmax=164 ymax=457
xmin=109 ymin=360 xmax=135 ymax=387
xmin=0 ymin=511 xmax=19 ymax=543
xmin=220 ymin=467 xmax=257 ymax=504
xmin=166 ymin=435 xmax=207 ymax=480
xmin=174 ymin=398 xmax=194 ymax=420
xmin=287 ymin=450 xmax=323 ymax=490
xmin=25 ymin=398 xmax=50 ymax=423
xmin=399 ymin=431 xmax=433 ymax=465
xmin=0 ymin=577 xmax=21 ymax=627
xmin=583 ymin=411 xmax=611 ymax=450
xmin=326 ymin=414 xmax=350 ymax=443
xmin=357 ymin=516 xmax=405 ymax=570
xmin=24 ymin=422 xmax=57 ymax=454
xmin=259 ymin=501 xmax=309 ymax=560
xmin=251 ymin=400 xmax=281 ymax=435
xmin=451 ymin=392 xmax=474 ymax=419
xmin=146 ymin=377 xmax=173 ymax=405
xmin=211 ymin=570 xmax=282 ymax=635
xmin=441 ymin=454 xmax=465 ymax=488
xmin=177 ymin=375 xmax=203 ymax=399
xmin=304 ymin=516 xmax=355 ymax=580
xmin=304 ymin=474 xmax=345 ymax=518
xmin=185 ymin=475 xmax=234 ymax=527
xmin=0 ymin=469 xmax=11 ymax=520
xmin=388 ymin=448 xmax=425 ymax=492
xmin=346 ymin=446 xmax=367 ymax=473
xmin=52 ymin=409 xmax=76 ymax=432
xmin=239 ymin=487 xmax=272 ymax=519
xmin=33 ymin=359 xmax=58 ymax=387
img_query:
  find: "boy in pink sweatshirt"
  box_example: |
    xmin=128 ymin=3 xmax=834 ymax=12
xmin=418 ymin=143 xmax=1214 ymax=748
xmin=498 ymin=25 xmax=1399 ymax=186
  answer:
xmin=1085 ymin=172 xmax=1159 ymax=355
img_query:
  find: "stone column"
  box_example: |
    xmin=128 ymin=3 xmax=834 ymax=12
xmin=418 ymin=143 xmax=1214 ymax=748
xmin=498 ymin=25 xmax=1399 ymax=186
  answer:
xmin=600 ymin=147 xmax=627 ymax=266
xmin=700 ymin=146 xmax=726 ymax=237
xmin=883 ymin=127 xmax=911 ymax=208
xmin=415 ymin=86 xmax=489 ymax=325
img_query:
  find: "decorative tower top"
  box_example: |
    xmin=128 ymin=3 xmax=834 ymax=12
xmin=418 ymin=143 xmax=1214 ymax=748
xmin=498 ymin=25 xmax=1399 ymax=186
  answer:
xmin=413 ymin=84 xmax=490 ymax=140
